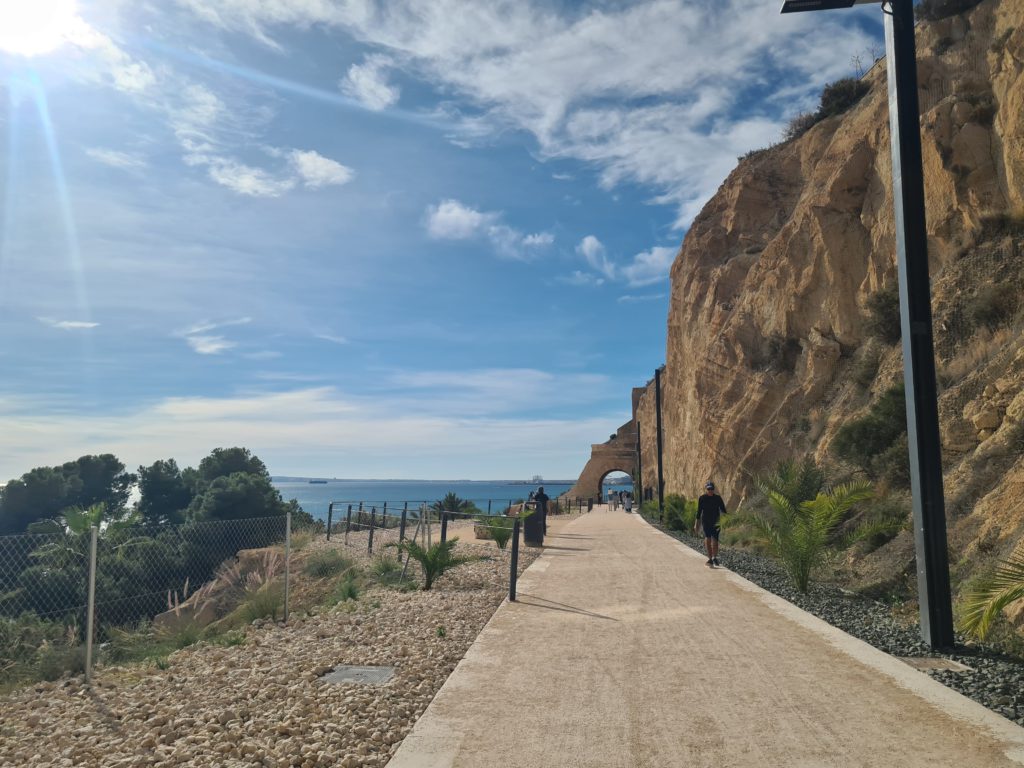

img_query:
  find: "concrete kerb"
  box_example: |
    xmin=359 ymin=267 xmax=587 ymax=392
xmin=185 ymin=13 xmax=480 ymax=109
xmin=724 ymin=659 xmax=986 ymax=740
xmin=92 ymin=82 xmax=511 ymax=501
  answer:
xmin=634 ymin=512 xmax=1024 ymax=765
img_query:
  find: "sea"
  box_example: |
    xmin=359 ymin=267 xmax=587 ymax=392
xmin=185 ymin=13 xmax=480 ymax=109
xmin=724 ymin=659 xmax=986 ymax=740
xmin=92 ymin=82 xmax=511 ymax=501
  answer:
xmin=272 ymin=479 xmax=590 ymax=521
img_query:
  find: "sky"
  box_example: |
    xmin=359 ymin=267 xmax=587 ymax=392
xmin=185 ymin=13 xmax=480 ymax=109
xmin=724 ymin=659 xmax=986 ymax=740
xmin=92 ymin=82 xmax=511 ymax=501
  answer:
xmin=0 ymin=0 xmax=883 ymax=481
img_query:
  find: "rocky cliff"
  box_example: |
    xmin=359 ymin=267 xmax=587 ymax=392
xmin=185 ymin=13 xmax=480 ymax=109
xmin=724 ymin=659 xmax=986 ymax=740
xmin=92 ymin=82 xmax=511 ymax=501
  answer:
xmin=636 ymin=0 xmax=1024 ymax=600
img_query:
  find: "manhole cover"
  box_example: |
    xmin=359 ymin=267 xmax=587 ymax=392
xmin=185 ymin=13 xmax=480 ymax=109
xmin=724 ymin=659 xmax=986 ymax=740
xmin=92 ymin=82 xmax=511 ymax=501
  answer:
xmin=320 ymin=665 xmax=396 ymax=685
xmin=898 ymin=657 xmax=973 ymax=672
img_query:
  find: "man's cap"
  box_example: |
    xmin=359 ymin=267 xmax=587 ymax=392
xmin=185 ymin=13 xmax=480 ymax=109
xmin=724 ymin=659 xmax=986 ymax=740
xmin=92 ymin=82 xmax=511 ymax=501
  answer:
xmin=705 ymin=482 xmax=715 ymax=490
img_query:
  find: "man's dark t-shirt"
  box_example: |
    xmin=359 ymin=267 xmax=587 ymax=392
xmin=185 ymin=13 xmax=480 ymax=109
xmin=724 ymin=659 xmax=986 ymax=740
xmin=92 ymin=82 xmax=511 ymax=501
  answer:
xmin=696 ymin=493 xmax=727 ymax=531
xmin=534 ymin=491 xmax=549 ymax=514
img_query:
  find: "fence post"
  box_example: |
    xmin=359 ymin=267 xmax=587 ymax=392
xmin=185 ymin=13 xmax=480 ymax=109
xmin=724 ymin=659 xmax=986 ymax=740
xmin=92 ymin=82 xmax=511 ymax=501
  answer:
xmin=284 ymin=511 xmax=291 ymax=623
xmin=85 ymin=525 xmax=98 ymax=684
xmin=368 ymin=507 xmax=376 ymax=553
xmin=345 ymin=504 xmax=352 ymax=545
xmin=509 ymin=518 xmax=521 ymax=602
xmin=327 ymin=502 xmax=334 ymax=541
xmin=399 ymin=503 xmax=408 ymax=546
xmin=487 ymin=499 xmax=492 ymax=515
xmin=440 ymin=512 xmax=448 ymax=543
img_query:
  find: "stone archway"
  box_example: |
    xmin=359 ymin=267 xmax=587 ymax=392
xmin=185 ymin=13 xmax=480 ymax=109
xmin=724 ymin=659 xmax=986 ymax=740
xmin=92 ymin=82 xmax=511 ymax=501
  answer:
xmin=565 ymin=390 xmax=642 ymax=501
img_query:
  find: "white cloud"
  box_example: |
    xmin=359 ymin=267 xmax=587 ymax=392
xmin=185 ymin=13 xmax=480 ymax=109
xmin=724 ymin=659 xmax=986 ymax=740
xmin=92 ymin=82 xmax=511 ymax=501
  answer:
xmin=0 ymin=385 xmax=625 ymax=479
xmin=315 ymin=333 xmax=349 ymax=345
xmin=621 ymin=245 xmax=676 ymax=287
xmin=85 ymin=147 xmax=147 ymax=171
xmin=340 ymin=55 xmax=401 ymax=110
xmin=558 ymin=271 xmax=604 ymax=287
xmin=426 ymin=199 xmax=493 ymax=239
xmin=186 ymin=335 xmax=236 ymax=354
xmin=175 ymin=0 xmax=877 ymax=228
xmin=425 ymin=199 xmax=553 ymax=259
xmin=37 ymin=317 xmax=99 ymax=330
xmin=289 ymin=150 xmax=355 ymax=189
xmin=208 ymin=160 xmax=296 ymax=197
xmin=576 ymin=235 xmax=615 ymax=280
xmin=618 ymin=293 xmax=666 ymax=303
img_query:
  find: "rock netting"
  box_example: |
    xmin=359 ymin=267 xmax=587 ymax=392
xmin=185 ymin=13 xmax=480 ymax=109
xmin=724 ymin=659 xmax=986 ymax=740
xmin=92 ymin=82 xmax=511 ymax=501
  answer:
xmin=0 ymin=544 xmax=537 ymax=768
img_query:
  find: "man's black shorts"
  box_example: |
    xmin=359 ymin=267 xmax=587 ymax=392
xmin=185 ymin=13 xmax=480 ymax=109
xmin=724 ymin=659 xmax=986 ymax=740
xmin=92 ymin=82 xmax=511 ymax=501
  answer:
xmin=701 ymin=524 xmax=721 ymax=541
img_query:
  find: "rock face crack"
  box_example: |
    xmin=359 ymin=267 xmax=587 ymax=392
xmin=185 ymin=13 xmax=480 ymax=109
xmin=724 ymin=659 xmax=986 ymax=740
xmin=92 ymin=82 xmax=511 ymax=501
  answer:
xmin=320 ymin=665 xmax=395 ymax=685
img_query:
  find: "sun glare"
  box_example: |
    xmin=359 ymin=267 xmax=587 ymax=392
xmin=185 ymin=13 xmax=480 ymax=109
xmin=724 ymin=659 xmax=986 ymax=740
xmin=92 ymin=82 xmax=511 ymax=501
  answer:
xmin=0 ymin=0 xmax=79 ymax=57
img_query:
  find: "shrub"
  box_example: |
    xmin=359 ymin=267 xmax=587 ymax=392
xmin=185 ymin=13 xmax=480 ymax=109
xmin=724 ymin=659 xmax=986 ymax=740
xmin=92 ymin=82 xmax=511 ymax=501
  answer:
xmin=333 ymin=573 xmax=359 ymax=603
xmin=475 ymin=515 xmax=515 ymax=549
xmin=832 ymin=384 xmax=907 ymax=477
xmin=239 ymin=582 xmax=284 ymax=623
xmin=819 ymin=78 xmax=871 ymax=118
xmin=394 ymin=538 xmax=475 ymax=591
xmin=751 ymin=481 xmax=873 ymax=592
xmin=870 ymin=434 xmax=911 ymax=489
xmin=964 ymin=283 xmax=1018 ymax=332
xmin=303 ymin=549 xmax=353 ymax=578
xmin=369 ymin=555 xmax=403 ymax=585
xmin=0 ymin=614 xmax=83 ymax=688
xmin=784 ymin=111 xmax=821 ymax=141
xmin=852 ymin=345 xmax=883 ymax=389
xmin=865 ymin=285 xmax=902 ymax=344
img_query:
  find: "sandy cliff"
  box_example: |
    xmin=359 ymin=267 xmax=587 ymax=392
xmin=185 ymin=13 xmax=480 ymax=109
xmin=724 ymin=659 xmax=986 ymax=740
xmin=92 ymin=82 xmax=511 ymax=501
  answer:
xmin=636 ymin=0 xmax=1024 ymax=597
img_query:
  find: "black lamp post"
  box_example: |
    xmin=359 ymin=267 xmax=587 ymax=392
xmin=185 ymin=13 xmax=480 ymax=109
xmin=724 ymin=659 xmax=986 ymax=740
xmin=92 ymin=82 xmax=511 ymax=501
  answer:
xmin=654 ymin=366 xmax=666 ymax=518
xmin=781 ymin=0 xmax=954 ymax=649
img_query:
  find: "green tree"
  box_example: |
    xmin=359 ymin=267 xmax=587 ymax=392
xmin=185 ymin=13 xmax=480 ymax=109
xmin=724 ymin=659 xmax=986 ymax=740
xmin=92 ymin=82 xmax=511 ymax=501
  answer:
xmin=61 ymin=454 xmax=135 ymax=515
xmin=197 ymin=447 xmax=269 ymax=483
xmin=756 ymin=457 xmax=825 ymax=510
xmin=137 ymin=459 xmax=193 ymax=525
xmin=0 ymin=467 xmax=75 ymax=534
xmin=751 ymin=481 xmax=873 ymax=592
xmin=431 ymin=493 xmax=475 ymax=515
xmin=187 ymin=472 xmax=288 ymax=522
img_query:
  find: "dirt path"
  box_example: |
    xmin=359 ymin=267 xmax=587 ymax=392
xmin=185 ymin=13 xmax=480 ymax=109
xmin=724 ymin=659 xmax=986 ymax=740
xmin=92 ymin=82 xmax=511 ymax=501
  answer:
xmin=388 ymin=506 xmax=1024 ymax=767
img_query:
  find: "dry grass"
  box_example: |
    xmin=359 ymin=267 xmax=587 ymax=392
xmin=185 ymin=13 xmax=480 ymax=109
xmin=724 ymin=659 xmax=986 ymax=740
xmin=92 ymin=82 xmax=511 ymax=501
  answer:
xmin=940 ymin=322 xmax=1023 ymax=384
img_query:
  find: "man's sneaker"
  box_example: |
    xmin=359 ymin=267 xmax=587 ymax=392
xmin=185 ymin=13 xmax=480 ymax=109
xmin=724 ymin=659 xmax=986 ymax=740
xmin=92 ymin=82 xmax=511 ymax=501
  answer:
xmin=713 ymin=557 xmax=720 ymax=566
xmin=706 ymin=558 xmax=713 ymax=566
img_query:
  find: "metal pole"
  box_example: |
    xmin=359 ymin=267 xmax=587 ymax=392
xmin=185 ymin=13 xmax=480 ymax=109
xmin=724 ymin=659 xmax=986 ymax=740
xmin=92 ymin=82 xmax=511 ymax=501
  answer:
xmin=85 ymin=525 xmax=98 ymax=684
xmin=655 ymin=366 xmax=666 ymax=517
xmin=509 ymin=518 xmax=521 ymax=602
xmin=636 ymin=419 xmax=643 ymax=504
xmin=284 ymin=511 xmax=291 ymax=623
xmin=345 ymin=504 xmax=352 ymax=545
xmin=885 ymin=0 xmax=953 ymax=648
xmin=399 ymin=503 xmax=408 ymax=545
xmin=327 ymin=502 xmax=333 ymax=541
xmin=440 ymin=512 xmax=449 ymax=543
xmin=368 ymin=506 xmax=376 ymax=553
xmin=487 ymin=499 xmax=492 ymax=515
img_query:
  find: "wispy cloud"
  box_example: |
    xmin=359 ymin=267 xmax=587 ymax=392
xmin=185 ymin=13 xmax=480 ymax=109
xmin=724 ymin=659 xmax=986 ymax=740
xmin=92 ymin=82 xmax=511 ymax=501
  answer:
xmin=315 ymin=333 xmax=349 ymax=345
xmin=85 ymin=147 xmax=147 ymax=170
xmin=290 ymin=150 xmax=355 ymax=189
xmin=425 ymin=199 xmax=553 ymax=260
xmin=618 ymin=293 xmax=666 ymax=304
xmin=621 ymin=246 xmax=675 ymax=287
xmin=576 ymin=235 xmax=616 ymax=280
xmin=557 ymin=270 xmax=604 ymax=287
xmin=179 ymin=317 xmax=251 ymax=355
xmin=37 ymin=317 xmax=100 ymax=330
xmin=340 ymin=54 xmax=401 ymax=110
xmin=186 ymin=335 xmax=235 ymax=355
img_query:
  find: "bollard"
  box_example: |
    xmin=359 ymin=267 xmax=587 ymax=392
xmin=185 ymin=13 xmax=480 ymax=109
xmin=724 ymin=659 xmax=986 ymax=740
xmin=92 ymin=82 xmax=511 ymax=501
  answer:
xmin=509 ymin=518 xmax=521 ymax=602
xmin=85 ymin=525 xmax=98 ymax=684
xmin=368 ymin=506 xmax=376 ymax=553
xmin=440 ymin=512 xmax=448 ymax=543
xmin=487 ymin=499 xmax=492 ymax=514
xmin=399 ymin=503 xmax=408 ymax=544
xmin=327 ymin=502 xmax=334 ymax=541
xmin=345 ymin=504 xmax=353 ymax=545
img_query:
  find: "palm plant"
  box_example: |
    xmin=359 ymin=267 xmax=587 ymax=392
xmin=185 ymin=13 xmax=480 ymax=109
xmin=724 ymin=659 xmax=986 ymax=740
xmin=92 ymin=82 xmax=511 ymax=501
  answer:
xmin=431 ymin=493 xmax=475 ymax=517
xmin=958 ymin=551 xmax=1024 ymax=640
xmin=750 ymin=481 xmax=872 ymax=592
xmin=393 ymin=537 xmax=475 ymax=590
xmin=756 ymin=457 xmax=825 ymax=509
xmin=29 ymin=503 xmax=138 ymax=567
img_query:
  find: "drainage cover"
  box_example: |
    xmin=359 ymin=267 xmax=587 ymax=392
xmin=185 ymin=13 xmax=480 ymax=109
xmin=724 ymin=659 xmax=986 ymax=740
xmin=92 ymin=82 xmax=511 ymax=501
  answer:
xmin=898 ymin=657 xmax=973 ymax=672
xmin=320 ymin=665 xmax=396 ymax=685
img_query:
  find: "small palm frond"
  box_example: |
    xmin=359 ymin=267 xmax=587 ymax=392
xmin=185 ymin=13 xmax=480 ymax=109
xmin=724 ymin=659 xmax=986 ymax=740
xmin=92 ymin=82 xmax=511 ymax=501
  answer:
xmin=958 ymin=553 xmax=1024 ymax=640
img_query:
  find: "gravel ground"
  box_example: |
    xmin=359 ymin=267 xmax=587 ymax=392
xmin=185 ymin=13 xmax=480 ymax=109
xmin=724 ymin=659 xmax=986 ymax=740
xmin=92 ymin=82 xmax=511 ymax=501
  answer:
xmin=0 ymin=535 xmax=539 ymax=768
xmin=643 ymin=515 xmax=1024 ymax=727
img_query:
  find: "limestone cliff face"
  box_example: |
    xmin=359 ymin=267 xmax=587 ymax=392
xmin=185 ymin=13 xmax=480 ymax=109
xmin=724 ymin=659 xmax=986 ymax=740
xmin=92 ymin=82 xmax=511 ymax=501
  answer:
xmin=637 ymin=0 xmax=1024 ymax=587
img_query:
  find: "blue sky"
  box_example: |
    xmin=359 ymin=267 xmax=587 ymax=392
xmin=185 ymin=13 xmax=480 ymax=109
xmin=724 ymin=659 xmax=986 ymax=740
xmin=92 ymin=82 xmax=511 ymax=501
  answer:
xmin=0 ymin=0 xmax=882 ymax=481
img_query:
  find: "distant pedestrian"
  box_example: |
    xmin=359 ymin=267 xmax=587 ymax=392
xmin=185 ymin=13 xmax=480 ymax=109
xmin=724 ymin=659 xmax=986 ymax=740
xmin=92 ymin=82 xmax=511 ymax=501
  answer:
xmin=607 ymin=488 xmax=617 ymax=510
xmin=694 ymin=482 xmax=727 ymax=566
xmin=624 ymin=492 xmax=633 ymax=513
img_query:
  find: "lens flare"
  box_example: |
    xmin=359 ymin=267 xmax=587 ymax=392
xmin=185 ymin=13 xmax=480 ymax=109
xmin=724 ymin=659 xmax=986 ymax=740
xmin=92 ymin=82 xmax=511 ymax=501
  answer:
xmin=0 ymin=0 xmax=79 ymax=57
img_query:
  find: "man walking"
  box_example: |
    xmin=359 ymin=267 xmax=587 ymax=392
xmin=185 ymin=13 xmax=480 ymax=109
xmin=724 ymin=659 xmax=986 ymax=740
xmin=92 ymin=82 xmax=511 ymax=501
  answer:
xmin=694 ymin=481 xmax=727 ymax=567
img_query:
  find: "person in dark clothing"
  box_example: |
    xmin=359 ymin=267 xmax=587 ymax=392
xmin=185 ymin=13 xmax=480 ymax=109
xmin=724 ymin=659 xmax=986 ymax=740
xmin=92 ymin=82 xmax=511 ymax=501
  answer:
xmin=693 ymin=481 xmax=727 ymax=566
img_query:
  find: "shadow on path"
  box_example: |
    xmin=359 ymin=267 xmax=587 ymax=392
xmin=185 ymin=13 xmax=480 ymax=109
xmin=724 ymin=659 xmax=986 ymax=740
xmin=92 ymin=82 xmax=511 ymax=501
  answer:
xmin=516 ymin=593 xmax=618 ymax=622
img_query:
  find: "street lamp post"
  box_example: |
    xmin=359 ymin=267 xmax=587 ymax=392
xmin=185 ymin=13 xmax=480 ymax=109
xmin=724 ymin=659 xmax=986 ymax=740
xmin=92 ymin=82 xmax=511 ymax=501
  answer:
xmin=781 ymin=0 xmax=954 ymax=648
xmin=655 ymin=366 xmax=666 ymax=518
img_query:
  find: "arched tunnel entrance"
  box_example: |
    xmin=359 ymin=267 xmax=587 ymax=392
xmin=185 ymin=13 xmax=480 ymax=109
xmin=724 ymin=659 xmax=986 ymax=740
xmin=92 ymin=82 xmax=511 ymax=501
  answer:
xmin=565 ymin=417 xmax=638 ymax=502
xmin=598 ymin=469 xmax=634 ymax=504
